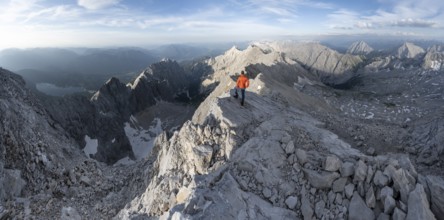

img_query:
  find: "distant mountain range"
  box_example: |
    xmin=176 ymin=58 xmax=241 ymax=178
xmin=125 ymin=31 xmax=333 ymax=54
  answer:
xmin=0 ymin=44 xmax=230 ymax=90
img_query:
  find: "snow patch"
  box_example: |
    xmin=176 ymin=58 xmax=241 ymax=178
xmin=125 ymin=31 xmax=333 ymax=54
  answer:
xmin=83 ymin=135 xmax=98 ymax=158
xmin=124 ymin=117 xmax=163 ymax=161
xmin=431 ymin=60 xmax=442 ymax=71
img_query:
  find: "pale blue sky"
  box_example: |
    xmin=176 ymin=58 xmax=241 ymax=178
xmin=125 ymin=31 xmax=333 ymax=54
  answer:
xmin=0 ymin=0 xmax=443 ymax=49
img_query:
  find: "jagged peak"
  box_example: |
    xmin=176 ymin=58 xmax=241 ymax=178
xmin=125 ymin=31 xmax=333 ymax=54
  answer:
xmin=105 ymin=77 xmax=121 ymax=85
xmin=224 ymin=46 xmax=241 ymax=55
xmin=397 ymin=42 xmax=425 ymax=59
xmin=347 ymin=41 xmax=374 ymax=55
xmin=91 ymin=77 xmax=129 ymax=102
xmin=427 ymin=44 xmax=444 ymax=52
xmin=160 ymin=57 xmax=176 ymax=63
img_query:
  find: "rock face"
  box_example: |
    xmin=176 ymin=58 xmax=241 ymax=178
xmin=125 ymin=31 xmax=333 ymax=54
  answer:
xmin=260 ymin=41 xmax=362 ymax=75
xmin=349 ymin=192 xmax=374 ymax=220
xmin=347 ymin=41 xmax=374 ymax=55
xmin=40 ymin=59 xmax=202 ymax=164
xmin=396 ymin=42 xmax=425 ymax=59
xmin=91 ymin=77 xmax=131 ymax=117
xmin=406 ymin=184 xmax=436 ymax=220
xmin=303 ymin=169 xmax=340 ymax=189
xmin=423 ymin=45 xmax=444 ymax=70
xmin=92 ymin=59 xmax=191 ymax=115
xmin=408 ymin=117 xmax=444 ymax=166
xmin=0 ymin=68 xmax=83 ymax=212
xmin=427 ymin=175 xmax=444 ymax=219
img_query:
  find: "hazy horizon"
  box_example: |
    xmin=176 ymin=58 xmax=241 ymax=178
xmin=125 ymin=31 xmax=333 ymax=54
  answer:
xmin=1 ymin=0 xmax=444 ymax=50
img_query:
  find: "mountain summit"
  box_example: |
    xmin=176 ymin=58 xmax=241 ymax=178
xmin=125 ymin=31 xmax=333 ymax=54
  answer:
xmin=347 ymin=41 xmax=374 ymax=55
xmin=396 ymin=42 xmax=425 ymax=59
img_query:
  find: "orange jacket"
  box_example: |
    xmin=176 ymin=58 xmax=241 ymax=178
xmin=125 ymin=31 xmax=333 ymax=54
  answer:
xmin=236 ymin=74 xmax=249 ymax=89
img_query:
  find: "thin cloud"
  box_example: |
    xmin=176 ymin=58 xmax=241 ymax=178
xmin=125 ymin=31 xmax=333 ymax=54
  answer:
xmin=354 ymin=22 xmax=374 ymax=29
xmin=77 ymin=0 xmax=121 ymax=10
xmin=24 ymin=5 xmax=81 ymax=23
xmin=327 ymin=9 xmax=360 ymax=30
xmin=260 ymin=6 xmax=294 ymax=17
xmin=362 ymin=0 xmax=443 ymax=29
xmin=392 ymin=19 xmax=436 ymax=28
xmin=234 ymin=0 xmax=333 ymax=20
xmin=0 ymin=0 xmax=41 ymax=22
xmin=327 ymin=1 xmax=443 ymax=32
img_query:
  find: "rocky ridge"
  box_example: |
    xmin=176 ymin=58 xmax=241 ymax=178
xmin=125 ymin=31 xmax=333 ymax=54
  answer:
xmin=366 ymin=42 xmax=427 ymax=71
xmin=116 ymin=43 xmax=444 ymax=219
xmin=255 ymin=41 xmax=362 ymax=75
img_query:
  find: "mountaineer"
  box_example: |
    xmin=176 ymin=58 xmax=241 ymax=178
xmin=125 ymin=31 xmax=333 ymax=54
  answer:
xmin=233 ymin=70 xmax=250 ymax=106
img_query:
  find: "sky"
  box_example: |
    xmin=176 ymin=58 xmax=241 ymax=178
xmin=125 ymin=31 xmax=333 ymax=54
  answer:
xmin=0 ymin=0 xmax=443 ymax=49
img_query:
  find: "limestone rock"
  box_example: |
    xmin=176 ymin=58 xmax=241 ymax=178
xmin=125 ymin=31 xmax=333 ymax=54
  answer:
xmin=296 ymin=149 xmax=308 ymax=165
xmin=426 ymin=175 xmax=444 ymax=219
xmin=384 ymin=196 xmax=396 ymax=214
xmin=3 ymin=169 xmax=26 ymax=199
xmin=60 ymin=207 xmax=81 ymax=220
xmin=393 ymin=208 xmax=407 ymax=220
xmin=332 ymin=177 xmax=348 ymax=193
xmin=285 ymin=196 xmax=298 ymax=209
xmin=366 ymin=166 xmax=375 ymax=184
xmin=315 ymin=200 xmax=326 ymax=219
xmin=80 ymin=176 xmax=91 ymax=186
xmin=349 ymin=192 xmax=375 ymax=220
xmin=365 ymin=186 xmax=376 ymax=208
xmin=324 ymin=155 xmax=342 ymax=172
xmin=392 ymin=168 xmax=416 ymax=204
xmin=377 ymin=213 xmax=390 ymax=220
xmin=366 ymin=147 xmax=376 ymax=156
xmin=340 ymin=162 xmax=355 ymax=177
xmin=262 ymin=188 xmax=272 ymax=199
xmin=345 ymin=184 xmax=355 ymax=199
xmin=353 ymin=160 xmax=367 ymax=183
xmin=192 ymin=145 xmax=213 ymax=174
xmin=406 ymin=184 xmax=436 ymax=220
xmin=380 ymin=186 xmax=394 ymax=201
xmin=303 ymin=169 xmax=340 ymax=189
xmin=285 ymin=141 xmax=295 ymax=154
xmin=373 ymin=170 xmax=389 ymax=187
xmin=335 ymin=193 xmax=343 ymax=205
xmin=176 ymin=187 xmax=192 ymax=204
xmin=301 ymin=194 xmax=313 ymax=220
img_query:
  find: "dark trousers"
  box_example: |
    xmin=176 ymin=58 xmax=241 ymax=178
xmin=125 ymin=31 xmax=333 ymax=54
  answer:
xmin=235 ymin=88 xmax=245 ymax=105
